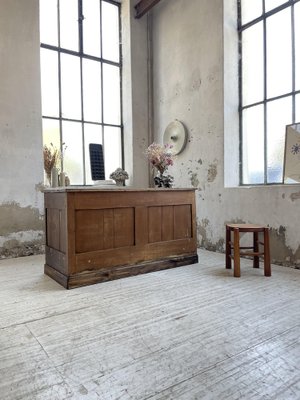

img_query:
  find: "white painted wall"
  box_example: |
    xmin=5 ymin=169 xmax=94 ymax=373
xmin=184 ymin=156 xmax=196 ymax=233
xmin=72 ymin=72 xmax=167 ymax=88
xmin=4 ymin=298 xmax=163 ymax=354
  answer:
xmin=121 ymin=0 xmax=151 ymax=188
xmin=0 ymin=0 xmax=299 ymax=265
xmin=0 ymin=0 xmax=44 ymax=256
xmin=151 ymin=0 xmax=300 ymax=266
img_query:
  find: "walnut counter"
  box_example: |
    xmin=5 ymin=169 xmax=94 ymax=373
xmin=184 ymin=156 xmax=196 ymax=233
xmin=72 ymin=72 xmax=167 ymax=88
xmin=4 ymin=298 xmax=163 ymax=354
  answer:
xmin=44 ymin=187 xmax=198 ymax=289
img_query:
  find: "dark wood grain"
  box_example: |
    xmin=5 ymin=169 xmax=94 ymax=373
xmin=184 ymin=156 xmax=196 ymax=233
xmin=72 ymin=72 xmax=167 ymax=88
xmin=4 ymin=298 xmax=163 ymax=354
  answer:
xmin=103 ymin=209 xmax=114 ymax=249
xmin=113 ymin=207 xmax=134 ymax=247
xmin=75 ymin=210 xmax=104 ymax=253
xmin=174 ymin=205 xmax=192 ymax=239
xmin=148 ymin=206 xmax=162 ymax=243
xmin=54 ymin=254 xmax=199 ymax=289
xmin=134 ymin=0 xmax=161 ymax=19
xmin=135 ymin=206 xmax=148 ymax=245
xmin=46 ymin=208 xmax=60 ymax=250
xmin=162 ymin=206 xmax=174 ymax=241
xmin=44 ymin=188 xmax=198 ymax=289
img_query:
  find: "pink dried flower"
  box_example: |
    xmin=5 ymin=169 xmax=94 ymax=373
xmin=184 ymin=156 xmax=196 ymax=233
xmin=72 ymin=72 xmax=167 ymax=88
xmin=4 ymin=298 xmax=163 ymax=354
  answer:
xmin=145 ymin=142 xmax=175 ymax=175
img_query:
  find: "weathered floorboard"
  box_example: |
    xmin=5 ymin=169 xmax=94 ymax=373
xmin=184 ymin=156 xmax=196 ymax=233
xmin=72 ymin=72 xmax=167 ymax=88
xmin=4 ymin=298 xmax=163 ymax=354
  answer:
xmin=0 ymin=250 xmax=299 ymax=399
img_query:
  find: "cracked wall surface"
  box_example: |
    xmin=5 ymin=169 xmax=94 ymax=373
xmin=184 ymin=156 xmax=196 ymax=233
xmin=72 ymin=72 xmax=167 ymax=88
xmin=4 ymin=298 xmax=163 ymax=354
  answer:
xmin=1 ymin=0 xmax=300 ymax=267
xmin=0 ymin=202 xmax=44 ymax=258
xmin=0 ymin=0 xmax=44 ymax=258
xmin=151 ymin=0 xmax=300 ymax=268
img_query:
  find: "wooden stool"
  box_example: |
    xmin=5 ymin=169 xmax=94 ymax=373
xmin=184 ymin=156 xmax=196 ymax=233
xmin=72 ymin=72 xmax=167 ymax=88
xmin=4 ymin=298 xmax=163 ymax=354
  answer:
xmin=226 ymin=224 xmax=271 ymax=277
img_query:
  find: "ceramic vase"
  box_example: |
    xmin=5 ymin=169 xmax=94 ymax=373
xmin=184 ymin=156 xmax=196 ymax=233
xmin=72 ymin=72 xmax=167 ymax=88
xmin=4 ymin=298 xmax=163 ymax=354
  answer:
xmin=51 ymin=167 xmax=59 ymax=187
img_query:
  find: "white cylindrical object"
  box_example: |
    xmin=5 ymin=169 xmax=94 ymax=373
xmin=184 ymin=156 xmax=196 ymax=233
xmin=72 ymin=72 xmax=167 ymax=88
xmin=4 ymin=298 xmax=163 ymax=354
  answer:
xmin=59 ymin=172 xmax=66 ymax=186
xmin=51 ymin=167 xmax=58 ymax=187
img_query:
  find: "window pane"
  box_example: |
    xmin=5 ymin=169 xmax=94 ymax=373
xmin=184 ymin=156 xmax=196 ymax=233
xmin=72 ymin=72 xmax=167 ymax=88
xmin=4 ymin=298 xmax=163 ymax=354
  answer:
xmin=62 ymin=121 xmax=83 ymax=185
xmin=103 ymin=64 xmax=121 ymax=124
xmin=40 ymin=0 xmax=122 ymax=187
xmin=60 ymin=0 xmax=78 ymax=51
xmin=242 ymin=22 xmax=264 ymax=105
xmin=295 ymin=2 xmax=300 ymax=91
xmin=267 ymin=97 xmax=292 ymax=183
xmin=265 ymin=0 xmax=288 ymax=13
xmin=40 ymin=49 xmax=59 ymax=117
xmin=42 ymin=118 xmax=60 ymax=184
xmin=102 ymin=2 xmax=120 ymax=62
xmin=82 ymin=0 xmax=101 ymax=57
xmin=266 ymin=8 xmax=292 ymax=98
xmin=83 ymin=59 xmax=102 ymax=123
xmin=241 ymin=0 xmax=262 ymax=25
xmin=42 ymin=118 xmax=60 ymax=149
xmin=61 ymin=54 xmax=82 ymax=119
xmin=242 ymin=105 xmax=264 ymax=184
xmin=39 ymin=0 xmax=58 ymax=45
xmin=104 ymin=126 xmax=122 ymax=178
xmin=296 ymin=94 xmax=300 ymax=122
xmin=84 ymin=124 xmax=102 ymax=184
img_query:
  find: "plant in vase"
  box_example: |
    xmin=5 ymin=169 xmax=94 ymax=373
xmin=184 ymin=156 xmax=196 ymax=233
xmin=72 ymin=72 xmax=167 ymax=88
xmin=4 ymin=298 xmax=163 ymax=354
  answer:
xmin=43 ymin=143 xmax=60 ymax=187
xmin=145 ymin=142 xmax=175 ymax=188
xmin=43 ymin=142 xmax=67 ymax=187
xmin=109 ymin=168 xmax=129 ymax=186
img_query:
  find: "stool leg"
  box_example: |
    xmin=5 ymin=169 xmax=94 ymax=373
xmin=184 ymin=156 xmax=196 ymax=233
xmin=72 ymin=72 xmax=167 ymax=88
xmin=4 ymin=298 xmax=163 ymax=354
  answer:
xmin=264 ymin=228 xmax=271 ymax=277
xmin=253 ymin=231 xmax=259 ymax=268
xmin=226 ymin=225 xmax=231 ymax=269
xmin=233 ymin=228 xmax=241 ymax=277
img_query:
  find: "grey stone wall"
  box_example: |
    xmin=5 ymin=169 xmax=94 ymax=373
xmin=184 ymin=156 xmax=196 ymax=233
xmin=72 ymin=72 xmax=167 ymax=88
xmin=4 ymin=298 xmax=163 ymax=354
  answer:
xmin=0 ymin=0 xmax=44 ymax=258
xmin=150 ymin=0 xmax=300 ymax=267
xmin=1 ymin=0 xmax=299 ymax=267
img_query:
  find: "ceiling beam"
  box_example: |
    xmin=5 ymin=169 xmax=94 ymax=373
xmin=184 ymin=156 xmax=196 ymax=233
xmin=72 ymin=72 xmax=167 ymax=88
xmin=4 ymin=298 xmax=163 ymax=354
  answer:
xmin=134 ymin=0 xmax=162 ymax=19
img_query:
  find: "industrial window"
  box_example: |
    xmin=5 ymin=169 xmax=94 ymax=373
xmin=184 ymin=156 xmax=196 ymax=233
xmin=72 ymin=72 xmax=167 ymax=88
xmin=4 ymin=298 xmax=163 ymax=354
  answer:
xmin=238 ymin=0 xmax=300 ymax=184
xmin=39 ymin=0 xmax=122 ymax=185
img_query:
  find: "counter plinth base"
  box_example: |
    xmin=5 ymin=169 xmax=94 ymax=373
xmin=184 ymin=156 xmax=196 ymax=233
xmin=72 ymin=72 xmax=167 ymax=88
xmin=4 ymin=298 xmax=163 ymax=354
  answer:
xmin=45 ymin=253 xmax=198 ymax=289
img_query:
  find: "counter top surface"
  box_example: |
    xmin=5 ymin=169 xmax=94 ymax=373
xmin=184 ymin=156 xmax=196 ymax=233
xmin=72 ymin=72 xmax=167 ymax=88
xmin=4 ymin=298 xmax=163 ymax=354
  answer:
xmin=43 ymin=186 xmax=197 ymax=193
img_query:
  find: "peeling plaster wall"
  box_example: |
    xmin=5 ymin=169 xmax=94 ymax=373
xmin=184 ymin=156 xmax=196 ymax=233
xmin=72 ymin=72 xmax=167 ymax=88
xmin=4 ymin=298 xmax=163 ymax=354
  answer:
xmin=151 ymin=0 xmax=300 ymax=268
xmin=0 ymin=0 xmax=44 ymax=258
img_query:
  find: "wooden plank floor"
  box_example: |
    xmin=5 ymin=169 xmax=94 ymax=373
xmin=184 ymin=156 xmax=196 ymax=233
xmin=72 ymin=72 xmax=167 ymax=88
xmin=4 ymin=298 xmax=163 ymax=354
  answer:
xmin=0 ymin=250 xmax=299 ymax=399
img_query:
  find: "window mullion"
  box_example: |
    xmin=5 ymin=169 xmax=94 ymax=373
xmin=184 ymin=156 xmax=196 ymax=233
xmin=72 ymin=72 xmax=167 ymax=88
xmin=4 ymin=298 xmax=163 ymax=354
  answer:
xmin=100 ymin=0 xmax=105 ymax=158
xmin=80 ymin=58 xmax=86 ymax=184
xmin=78 ymin=0 xmax=83 ymax=54
xmin=263 ymin=0 xmax=268 ymax=184
xmin=238 ymin=0 xmax=243 ymax=185
xmin=119 ymin=7 xmax=124 ymax=170
xmin=57 ymin=0 xmax=64 ymax=172
xmin=291 ymin=3 xmax=296 ymax=123
xmin=78 ymin=0 xmax=86 ymax=184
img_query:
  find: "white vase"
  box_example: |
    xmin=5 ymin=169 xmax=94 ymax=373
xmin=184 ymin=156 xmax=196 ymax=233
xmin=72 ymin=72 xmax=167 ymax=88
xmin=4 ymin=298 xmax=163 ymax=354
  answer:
xmin=59 ymin=172 xmax=66 ymax=186
xmin=51 ymin=167 xmax=58 ymax=187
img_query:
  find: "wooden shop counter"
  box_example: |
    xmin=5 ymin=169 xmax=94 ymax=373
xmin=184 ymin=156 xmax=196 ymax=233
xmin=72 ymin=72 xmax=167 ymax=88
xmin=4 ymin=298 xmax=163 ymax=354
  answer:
xmin=44 ymin=187 xmax=198 ymax=289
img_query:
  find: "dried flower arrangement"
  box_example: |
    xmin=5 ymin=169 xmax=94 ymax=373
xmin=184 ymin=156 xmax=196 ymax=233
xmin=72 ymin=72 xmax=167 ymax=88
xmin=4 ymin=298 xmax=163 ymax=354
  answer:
xmin=43 ymin=143 xmax=60 ymax=182
xmin=145 ymin=142 xmax=175 ymax=188
xmin=43 ymin=142 xmax=67 ymax=184
xmin=145 ymin=142 xmax=174 ymax=175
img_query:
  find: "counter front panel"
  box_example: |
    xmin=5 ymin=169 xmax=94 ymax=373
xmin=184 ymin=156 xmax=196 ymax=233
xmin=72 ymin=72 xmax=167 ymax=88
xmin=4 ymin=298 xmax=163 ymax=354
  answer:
xmin=44 ymin=188 xmax=198 ymax=288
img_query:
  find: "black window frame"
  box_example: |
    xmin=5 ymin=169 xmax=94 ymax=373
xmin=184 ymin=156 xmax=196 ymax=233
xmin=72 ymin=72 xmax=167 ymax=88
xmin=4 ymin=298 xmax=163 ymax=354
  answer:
xmin=40 ymin=0 xmax=123 ymax=185
xmin=238 ymin=0 xmax=300 ymax=185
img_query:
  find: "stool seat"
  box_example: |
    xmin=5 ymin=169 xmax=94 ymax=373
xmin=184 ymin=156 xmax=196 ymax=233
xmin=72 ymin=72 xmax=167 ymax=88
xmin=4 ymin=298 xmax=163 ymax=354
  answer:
xmin=227 ymin=223 xmax=266 ymax=231
xmin=226 ymin=223 xmax=271 ymax=277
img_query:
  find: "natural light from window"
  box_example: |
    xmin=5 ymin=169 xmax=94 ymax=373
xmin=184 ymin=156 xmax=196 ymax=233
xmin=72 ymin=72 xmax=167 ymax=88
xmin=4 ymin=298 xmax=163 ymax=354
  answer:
xmin=39 ymin=0 xmax=122 ymax=185
xmin=240 ymin=0 xmax=300 ymax=185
